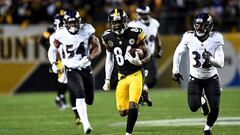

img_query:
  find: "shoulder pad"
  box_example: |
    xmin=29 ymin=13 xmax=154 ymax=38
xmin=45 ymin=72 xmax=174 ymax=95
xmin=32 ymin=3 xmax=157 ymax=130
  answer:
xmin=211 ymin=31 xmax=224 ymax=45
xmin=81 ymin=23 xmax=95 ymax=35
xmin=150 ymin=18 xmax=160 ymax=27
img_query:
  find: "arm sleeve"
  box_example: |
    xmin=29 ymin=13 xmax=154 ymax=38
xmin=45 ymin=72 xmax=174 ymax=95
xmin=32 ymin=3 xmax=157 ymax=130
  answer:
xmin=209 ymin=45 xmax=224 ymax=68
xmin=172 ymin=42 xmax=188 ymax=74
xmin=48 ymin=43 xmax=58 ymax=64
xmin=105 ymin=50 xmax=114 ymax=80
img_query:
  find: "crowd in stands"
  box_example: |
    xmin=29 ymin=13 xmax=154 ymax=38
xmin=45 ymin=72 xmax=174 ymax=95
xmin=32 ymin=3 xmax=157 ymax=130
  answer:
xmin=0 ymin=0 xmax=240 ymax=34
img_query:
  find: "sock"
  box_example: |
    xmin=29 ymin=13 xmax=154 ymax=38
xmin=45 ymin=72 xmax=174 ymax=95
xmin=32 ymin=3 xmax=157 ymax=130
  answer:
xmin=76 ymin=98 xmax=91 ymax=130
xmin=126 ymin=108 xmax=138 ymax=133
xmin=125 ymin=133 xmax=132 ymax=135
xmin=72 ymin=107 xmax=79 ymax=118
xmin=201 ymin=96 xmax=206 ymax=105
xmin=55 ymin=96 xmax=60 ymax=101
xmin=204 ymin=124 xmax=211 ymax=131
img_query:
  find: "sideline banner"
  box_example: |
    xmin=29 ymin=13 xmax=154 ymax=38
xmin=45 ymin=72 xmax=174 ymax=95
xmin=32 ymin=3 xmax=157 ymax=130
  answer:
xmin=0 ymin=25 xmax=47 ymax=95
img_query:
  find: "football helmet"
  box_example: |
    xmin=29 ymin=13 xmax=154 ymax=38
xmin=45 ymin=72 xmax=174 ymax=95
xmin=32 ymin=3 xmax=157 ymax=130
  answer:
xmin=53 ymin=14 xmax=64 ymax=30
xmin=108 ymin=8 xmax=128 ymax=35
xmin=193 ymin=13 xmax=213 ymax=38
xmin=136 ymin=5 xmax=151 ymax=24
xmin=64 ymin=9 xmax=81 ymax=34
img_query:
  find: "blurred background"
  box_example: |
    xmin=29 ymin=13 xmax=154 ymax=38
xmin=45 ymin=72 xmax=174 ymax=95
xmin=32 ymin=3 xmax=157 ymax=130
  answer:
xmin=0 ymin=0 xmax=240 ymax=95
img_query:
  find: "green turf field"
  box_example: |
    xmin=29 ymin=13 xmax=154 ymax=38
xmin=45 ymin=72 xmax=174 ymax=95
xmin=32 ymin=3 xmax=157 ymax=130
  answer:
xmin=0 ymin=88 xmax=240 ymax=135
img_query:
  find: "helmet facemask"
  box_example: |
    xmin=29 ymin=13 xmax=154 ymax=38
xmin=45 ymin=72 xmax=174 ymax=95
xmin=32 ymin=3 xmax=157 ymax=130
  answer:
xmin=110 ymin=19 xmax=127 ymax=35
xmin=65 ymin=20 xmax=80 ymax=34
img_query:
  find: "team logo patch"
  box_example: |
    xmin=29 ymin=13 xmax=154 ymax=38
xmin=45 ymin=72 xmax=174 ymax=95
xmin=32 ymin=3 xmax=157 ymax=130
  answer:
xmin=108 ymin=40 xmax=113 ymax=47
xmin=129 ymin=38 xmax=135 ymax=45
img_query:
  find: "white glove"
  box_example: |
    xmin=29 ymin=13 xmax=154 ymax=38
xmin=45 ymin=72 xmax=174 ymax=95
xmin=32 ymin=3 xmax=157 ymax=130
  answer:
xmin=126 ymin=52 xmax=142 ymax=66
xmin=102 ymin=79 xmax=110 ymax=91
xmin=78 ymin=56 xmax=91 ymax=69
xmin=51 ymin=62 xmax=59 ymax=73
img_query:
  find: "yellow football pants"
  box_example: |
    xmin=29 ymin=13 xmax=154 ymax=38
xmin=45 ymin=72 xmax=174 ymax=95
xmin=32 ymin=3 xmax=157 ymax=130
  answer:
xmin=116 ymin=70 xmax=143 ymax=111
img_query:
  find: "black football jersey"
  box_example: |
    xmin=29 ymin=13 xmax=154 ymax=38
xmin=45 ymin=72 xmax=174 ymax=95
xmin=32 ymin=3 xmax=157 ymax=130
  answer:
xmin=101 ymin=27 xmax=146 ymax=75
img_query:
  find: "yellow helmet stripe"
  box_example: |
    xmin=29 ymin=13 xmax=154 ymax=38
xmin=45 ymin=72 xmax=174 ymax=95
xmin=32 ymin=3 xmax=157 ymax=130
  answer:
xmin=114 ymin=9 xmax=118 ymax=16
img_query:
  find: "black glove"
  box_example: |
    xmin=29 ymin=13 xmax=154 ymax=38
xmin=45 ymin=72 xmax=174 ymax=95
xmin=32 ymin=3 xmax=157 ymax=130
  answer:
xmin=202 ymin=49 xmax=211 ymax=61
xmin=172 ymin=73 xmax=183 ymax=84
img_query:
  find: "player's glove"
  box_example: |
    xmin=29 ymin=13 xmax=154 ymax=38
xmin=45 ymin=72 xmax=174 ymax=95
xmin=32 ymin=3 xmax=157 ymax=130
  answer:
xmin=202 ymin=49 xmax=211 ymax=61
xmin=126 ymin=52 xmax=142 ymax=66
xmin=172 ymin=73 xmax=183 ymax=84
xmin=78 ymin=56 xmax=91 ymax=69
xmin=156 ymin=49 xmax=163 ymax=59
xmin=103 ymin=79 xmax=110 ymax=91
xmin=51 ymin=62 xmax=59 ymax=73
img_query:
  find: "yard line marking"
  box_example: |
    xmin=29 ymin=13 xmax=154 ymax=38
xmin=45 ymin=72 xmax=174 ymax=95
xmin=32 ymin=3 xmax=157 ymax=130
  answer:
xmin=111 ymin=117 xmax=240 ymax=127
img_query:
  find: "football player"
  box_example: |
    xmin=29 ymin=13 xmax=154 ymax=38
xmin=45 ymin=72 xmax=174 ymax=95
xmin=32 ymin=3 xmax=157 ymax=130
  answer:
xmin=47 ymin=13 xmax=82 ymax=125
xmin=128 ymin=5 xmax=163 ymax=107
xmin=172 ymin=13 xmax=224 ymax=135
xmin=48 ymin=9 xmax=101 ymax=134
xmin=101 ymin=8 xmax=150 ymax=135
xmin=39 ymin=13 xmax=68 ymax=110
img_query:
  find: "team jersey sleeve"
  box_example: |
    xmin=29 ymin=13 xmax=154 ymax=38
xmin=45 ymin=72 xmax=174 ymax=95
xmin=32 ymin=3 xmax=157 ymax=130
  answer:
xmin=101 ymin=30 xmax=112 ymax=51
xmin=209 ymin=32 xmax=224 ymax=68
xmin=135 ymin=28 xmax=146 ymax=45
xmin=215 ymin=32 xmax=224 ymax=46
xmin=172 ymin=32 xmax=189 ymax=74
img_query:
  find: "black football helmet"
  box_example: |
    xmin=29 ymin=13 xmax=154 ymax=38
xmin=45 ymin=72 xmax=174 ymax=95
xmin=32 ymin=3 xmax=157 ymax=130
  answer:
xmin=193 ymin=13 xmax=213 ymax=38
xmin=63 ymin=9 xmax=81 ymax=34
xmin=53 ymin=14 xmax=64 ymax=30
xmin=136 ymin=5 xmax=151 ymax=24
xmin=108 ymin=8 xmax=128 ymax=35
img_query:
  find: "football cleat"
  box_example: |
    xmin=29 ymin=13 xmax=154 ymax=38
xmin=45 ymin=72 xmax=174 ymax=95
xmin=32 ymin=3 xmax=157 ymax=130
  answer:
xmin=201 ymin=96 xmax=209 ymax=116
xmin=75 ymin=117 xmax=82 ymax=125
xmin=142 ymin=90 xmax=152 ymax=107
xmin=84 ymin=127 xmax=92 ymax=134
xmin=203 ymin=130 xmax=212 ymax=135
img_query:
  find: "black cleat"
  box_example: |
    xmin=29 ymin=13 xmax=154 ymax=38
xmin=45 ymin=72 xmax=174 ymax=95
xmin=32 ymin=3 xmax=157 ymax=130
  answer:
xmin=84 ymin=127 xmax=92 ymax=134
xmin=201 ymin=96 xmax=209 ymax=116
xmin=142 ymin=90 xmax=152 ymax=107
xmin=203 ymin=130 xmax=212 ymax=135
xmin=138 ymin=95 xmax=145 ymax=106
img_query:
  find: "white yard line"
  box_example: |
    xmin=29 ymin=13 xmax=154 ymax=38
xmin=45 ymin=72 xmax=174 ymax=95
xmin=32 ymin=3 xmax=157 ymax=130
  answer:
xmin=111 ymin=117 xmax=240 ymax=127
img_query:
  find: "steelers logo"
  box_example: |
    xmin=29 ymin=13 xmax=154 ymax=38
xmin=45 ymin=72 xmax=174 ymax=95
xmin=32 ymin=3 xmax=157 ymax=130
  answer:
xmin=129 ymin=38 xmax=135 ymax=45
xmin=108 ymin=40 xmax=113 ymax=47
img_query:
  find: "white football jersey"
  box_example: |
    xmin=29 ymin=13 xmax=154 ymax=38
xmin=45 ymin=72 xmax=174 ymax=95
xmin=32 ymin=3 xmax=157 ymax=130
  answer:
xmin=54 ymin=23 xmax=95 ymax=68
xmin=173 ymin=31 xmax=224 ymax=79
xmin=128 ymin=18 xmax=160 ymax=55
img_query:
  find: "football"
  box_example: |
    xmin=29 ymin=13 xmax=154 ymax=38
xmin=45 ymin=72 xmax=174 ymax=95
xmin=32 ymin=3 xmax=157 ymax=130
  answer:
xmin=128 ymin=48 xmax=144 ymax=59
